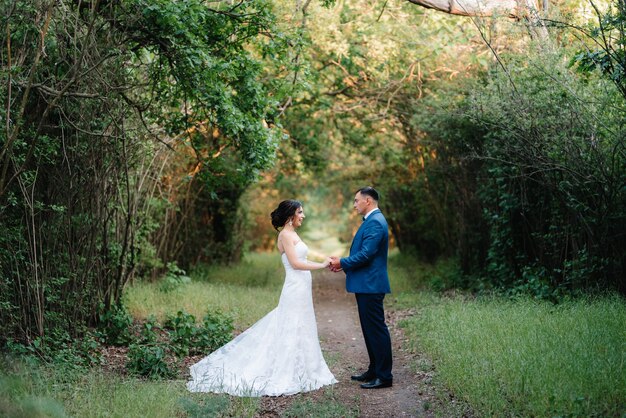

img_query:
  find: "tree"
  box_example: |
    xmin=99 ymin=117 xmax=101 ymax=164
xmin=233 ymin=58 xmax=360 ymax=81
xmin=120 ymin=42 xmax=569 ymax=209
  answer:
xmin=571 ymin=0 xmax=626 ymax=99
xmin=0 ymin=0 xmax=288 ymax=343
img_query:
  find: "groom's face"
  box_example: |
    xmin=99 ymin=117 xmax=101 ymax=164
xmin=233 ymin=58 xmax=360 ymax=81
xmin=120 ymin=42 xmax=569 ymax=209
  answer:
xmin=353 ymin=192 xmax=368 ymax=215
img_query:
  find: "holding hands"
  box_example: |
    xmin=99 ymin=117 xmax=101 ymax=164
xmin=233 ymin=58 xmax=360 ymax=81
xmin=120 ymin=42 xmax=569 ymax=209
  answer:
xmin=328 ymin=256 xmax=342 ymax=272
xmin=317 ymin=256 xmax=341 ymax=272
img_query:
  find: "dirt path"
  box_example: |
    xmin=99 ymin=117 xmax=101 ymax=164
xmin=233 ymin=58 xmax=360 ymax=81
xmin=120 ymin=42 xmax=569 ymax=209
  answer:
xmin=259 ymin=270 xmax=439 ymax=417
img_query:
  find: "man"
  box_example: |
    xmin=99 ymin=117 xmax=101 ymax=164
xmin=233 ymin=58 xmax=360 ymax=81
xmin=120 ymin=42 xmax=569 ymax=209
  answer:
xmin=329 ymin=186 xmax=393 ymax=389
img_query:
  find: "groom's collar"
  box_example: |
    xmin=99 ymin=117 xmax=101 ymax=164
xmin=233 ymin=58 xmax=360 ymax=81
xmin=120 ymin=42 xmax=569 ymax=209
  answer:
xmin=363 ymin=207 xmax=379 ymax=220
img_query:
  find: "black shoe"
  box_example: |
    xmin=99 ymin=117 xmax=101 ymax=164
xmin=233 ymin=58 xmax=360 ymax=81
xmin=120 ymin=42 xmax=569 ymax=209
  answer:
xmin=360 ymin=378 xmax=393 ymax=389
xmin=351 ymin=372 xmax=375 ymax=382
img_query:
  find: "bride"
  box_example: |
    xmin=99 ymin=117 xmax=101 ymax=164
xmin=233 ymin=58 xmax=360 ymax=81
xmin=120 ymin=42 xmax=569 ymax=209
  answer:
xmin=187 ymin=199 xmax=337 ymax=396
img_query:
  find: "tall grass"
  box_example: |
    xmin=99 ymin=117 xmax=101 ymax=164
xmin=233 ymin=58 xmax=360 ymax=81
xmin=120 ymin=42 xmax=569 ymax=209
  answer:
xmin=387 ymin=250 xmax=460 ymax=295
xmin=0 ymin=361 xmax=188 ymax=418
xmin=399 ymin=293 xmax=626 ymax=417
xmin=0 ymin=358 xmax=265 ymax=417
xmin=126 ymin=252 xmax=288 ymax=328
xmin=64 ymin=375 xmax=187 ymax=417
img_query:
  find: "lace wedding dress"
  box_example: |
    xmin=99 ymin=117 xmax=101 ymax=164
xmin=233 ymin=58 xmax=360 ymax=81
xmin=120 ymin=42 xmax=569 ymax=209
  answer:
xmin=187 ymin=241 xmax=337 ymax=396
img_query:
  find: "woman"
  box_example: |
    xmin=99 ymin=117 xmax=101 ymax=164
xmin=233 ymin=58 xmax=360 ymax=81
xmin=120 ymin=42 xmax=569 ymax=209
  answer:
xmin=187 ymin=199 xmax=337 ymax=396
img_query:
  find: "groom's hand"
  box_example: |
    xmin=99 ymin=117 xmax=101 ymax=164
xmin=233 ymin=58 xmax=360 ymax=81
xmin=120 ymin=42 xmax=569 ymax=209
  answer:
xmin=328 ymin=256 xmax=342 ymax=272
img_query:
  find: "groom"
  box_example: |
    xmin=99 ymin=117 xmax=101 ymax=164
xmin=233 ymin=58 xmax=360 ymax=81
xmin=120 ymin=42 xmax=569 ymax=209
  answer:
xmin=329 ymin=186 xmax=393 ymax=389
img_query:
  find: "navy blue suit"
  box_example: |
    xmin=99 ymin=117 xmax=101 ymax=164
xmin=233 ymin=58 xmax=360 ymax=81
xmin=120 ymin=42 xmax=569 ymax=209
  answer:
xmin=340 ymin=209 xmax=393 ymax=381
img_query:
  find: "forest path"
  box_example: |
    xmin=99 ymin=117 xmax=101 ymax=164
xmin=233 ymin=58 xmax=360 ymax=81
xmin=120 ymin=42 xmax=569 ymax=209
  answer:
xmin=258 ymin=269 xmax=437 ymax=417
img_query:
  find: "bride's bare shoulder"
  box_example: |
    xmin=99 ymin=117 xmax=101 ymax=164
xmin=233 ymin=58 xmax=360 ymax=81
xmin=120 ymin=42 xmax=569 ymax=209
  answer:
xmin=278 ymin=229 xmax=298 ymax=245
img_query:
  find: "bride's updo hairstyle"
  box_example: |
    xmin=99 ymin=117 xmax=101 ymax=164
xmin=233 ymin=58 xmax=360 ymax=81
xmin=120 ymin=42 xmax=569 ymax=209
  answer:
xmin=271 ymin=199 xmax=302 ymax=231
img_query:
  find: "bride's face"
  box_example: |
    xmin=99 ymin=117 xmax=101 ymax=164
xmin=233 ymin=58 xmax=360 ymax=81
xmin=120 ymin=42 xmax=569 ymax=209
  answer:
xmin=292 ymin=207 xmax=305 ymax=227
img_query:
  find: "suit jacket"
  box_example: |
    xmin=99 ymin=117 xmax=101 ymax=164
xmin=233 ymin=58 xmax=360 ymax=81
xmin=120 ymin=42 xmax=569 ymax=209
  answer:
xmin=340 ymin=210 xmax=391 ymax=294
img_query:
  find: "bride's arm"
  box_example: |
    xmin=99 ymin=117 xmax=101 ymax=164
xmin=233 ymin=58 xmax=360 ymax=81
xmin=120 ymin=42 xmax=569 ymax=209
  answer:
xmin=281 ymin=234 xmax=330 ymax=271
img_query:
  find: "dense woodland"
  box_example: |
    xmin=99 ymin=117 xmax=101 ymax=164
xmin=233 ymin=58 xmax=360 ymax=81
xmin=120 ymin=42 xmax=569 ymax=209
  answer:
xmin=1 ymin=0 xmax=624 ymax=347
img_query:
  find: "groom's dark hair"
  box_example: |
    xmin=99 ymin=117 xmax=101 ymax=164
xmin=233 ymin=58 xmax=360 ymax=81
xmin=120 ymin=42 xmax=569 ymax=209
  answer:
xmin=357 ymin=186 xmax=379 ymax=201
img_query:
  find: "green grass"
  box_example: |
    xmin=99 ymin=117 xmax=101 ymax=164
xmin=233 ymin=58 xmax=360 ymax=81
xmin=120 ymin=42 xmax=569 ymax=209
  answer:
xmin=0 ymin=359 xmax=264 ymax=418
xmin=63 ymin=375 xmax=187 ymax=417
xmin=126 ymin=252 xmax=287 ymax=328
xmin=387 ymin=250 xmax=459 ymax=295
xmin=7 ymin=250 xmax=624 ymax=417
xmin=0 ymin=252 xmax=304 ymax=418
xmin=125 ymin=249 xmax=440 ymax=328
xmin=398 ymin=293 xmax=626 ymax=417
xmin=0 ymin=360 xmax=189 ymax=418
xmin=282 ymin=387 xmax=359 ymax=417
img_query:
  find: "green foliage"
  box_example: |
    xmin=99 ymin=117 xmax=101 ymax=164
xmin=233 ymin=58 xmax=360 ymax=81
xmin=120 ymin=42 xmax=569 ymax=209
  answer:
xmin=388 ymin=250 xmax=463 ymax=293
xmin=468 ymin=51 xmax=625 ymax=296
xmin=158 ymin=262 xmax=191 ymax=293
xmin=571 ymin=0 xmax=626 ymax=99
xmin=164 ymin=309 xmax=234 ymax=357
xmin=377 ymin=45 xmax=626 ymax=297
xmin=264 ymin=0 xmax=625 ymax=299
xmin=138 ymin=315 xmax=161 ymax=344
xmin=199 ymin=310 xmax=235 ymax=352
xmin=5 ymin=330 xmax=101 ymax=376
xmin=126 ymin=343 xmax=176 ymax=379
xmin=0 ymin=359 xmax=190 ymax=418
xmin=0 ymin=0 xmax=291 ymax=347
xmin=400 ymin=293 xmax=626 ymax=417
xmin=97 ymin=302 xmax=234 ymax=379
xmin=384 ymin=168 xmax=459 ymax=262
xmin=97 ymin=304 xmax=134 ymax=346
xmin=178 ymin=396 xmax=231 ymax=418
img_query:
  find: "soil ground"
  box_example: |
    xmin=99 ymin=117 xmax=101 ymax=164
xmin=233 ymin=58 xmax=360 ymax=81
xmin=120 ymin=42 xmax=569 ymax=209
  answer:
xmin=256 ymin=269 xmax=442 ymax=417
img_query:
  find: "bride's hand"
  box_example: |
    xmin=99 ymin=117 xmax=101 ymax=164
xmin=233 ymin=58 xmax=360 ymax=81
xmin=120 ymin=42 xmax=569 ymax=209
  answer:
xmin=328 ymin=256 xmax=342 ymax=272
xmin=323 ymin=257 xmax=332 ymax=268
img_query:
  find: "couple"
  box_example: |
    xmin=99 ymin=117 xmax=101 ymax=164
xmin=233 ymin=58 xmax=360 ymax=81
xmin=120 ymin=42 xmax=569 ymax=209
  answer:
xmin=187 ymin=186 xmax=393 ymax=396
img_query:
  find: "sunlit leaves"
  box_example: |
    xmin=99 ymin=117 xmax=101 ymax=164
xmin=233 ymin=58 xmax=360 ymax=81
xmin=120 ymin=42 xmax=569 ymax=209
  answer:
xmin=570 ymin=0 xmax=626 ymax=98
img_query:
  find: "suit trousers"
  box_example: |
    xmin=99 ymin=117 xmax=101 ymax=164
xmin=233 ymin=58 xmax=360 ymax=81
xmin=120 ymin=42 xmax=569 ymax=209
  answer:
xmin=355 ymin=293 xmax=393 ymax=381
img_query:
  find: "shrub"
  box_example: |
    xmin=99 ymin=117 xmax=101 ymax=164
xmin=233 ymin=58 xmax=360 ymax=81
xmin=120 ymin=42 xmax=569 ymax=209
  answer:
xmin=126 ymin=344 xmax=175 ymax=379
xmin=197 ymin=310 xmax=234 ymax=353
xmin=159 ymin=262 xmax=191 ymax=293
xmin=5 ymin=330 xmax=101 ymax=377
xmin=164 ymin=309 xmax=233 ymax=357
xmin=385 ymin=47 xmax=625 ymax=297
xmin=164 ymin=311 xmax=198 ymax=358
xmin=97 ymin=304 xmax=134 ymax=346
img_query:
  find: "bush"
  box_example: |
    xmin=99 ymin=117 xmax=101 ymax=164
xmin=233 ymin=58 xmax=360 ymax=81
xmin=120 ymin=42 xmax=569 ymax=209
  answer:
xmin=197 ymin=310 xmax=235 ymax=353
xmin=164 ymin=309 xmax=233 ymax=357
xmin=384 ymin=47 xmax=626 ymax=298
xmin=97 ymin=303 xmax=134 ymax=346
xmin=114 ymin=307 xmax=234 ymax=379
xmin=5 ymin=330 xmax=101 ymax=375
xmin=158 ymin=262 xmax=191 ymax=293
xmin=164 ymin=311 xmax=197 ymax=358
xmin=138 ymin=315 xmax=161 ymax=344
xmin=126 ymin=344 xmax=176 ymax=379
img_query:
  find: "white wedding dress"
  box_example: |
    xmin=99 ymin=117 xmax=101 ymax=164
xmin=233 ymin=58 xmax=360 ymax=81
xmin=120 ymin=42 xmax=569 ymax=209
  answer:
xmin=187 ymin=241 xmax=337 ymax=396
